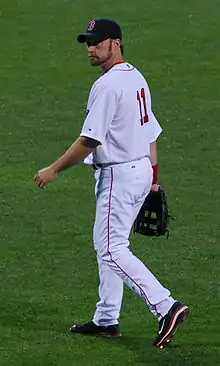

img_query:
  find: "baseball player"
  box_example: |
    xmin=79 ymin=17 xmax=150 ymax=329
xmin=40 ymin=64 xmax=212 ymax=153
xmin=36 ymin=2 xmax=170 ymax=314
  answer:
xmin=34 ymin=18 xmax=189 ymax=348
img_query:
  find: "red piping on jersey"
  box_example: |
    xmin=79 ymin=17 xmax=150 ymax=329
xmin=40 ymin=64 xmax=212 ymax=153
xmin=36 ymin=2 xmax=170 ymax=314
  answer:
xmin=104 ymin=60 xmax=125 ymax=73
xmin=106 ymin=167 xmax=160 ymax=317
xmin=111 ymin=67 xmax=134 ymax=72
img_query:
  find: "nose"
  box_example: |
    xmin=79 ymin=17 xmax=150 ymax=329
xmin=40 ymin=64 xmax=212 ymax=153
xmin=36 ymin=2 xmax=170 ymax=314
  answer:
xmin=87 ymin=45 xmax=96 ymax=52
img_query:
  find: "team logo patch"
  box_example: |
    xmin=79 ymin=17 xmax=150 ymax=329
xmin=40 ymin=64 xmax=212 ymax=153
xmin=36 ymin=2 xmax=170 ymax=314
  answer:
xmin=87 ymin=20 xmax=95 ymax=31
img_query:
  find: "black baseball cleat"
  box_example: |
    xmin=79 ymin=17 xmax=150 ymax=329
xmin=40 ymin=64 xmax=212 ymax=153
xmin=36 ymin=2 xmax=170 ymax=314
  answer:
xmin=70 ymin=321 xmax=122 ymax=338
xmin=153 ymin=301 xmax=189 ymax=348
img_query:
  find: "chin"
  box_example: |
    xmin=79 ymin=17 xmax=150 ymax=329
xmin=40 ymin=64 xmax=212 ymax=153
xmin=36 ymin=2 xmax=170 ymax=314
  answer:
xmin=89 ymin=59 xmax=101 ymax=66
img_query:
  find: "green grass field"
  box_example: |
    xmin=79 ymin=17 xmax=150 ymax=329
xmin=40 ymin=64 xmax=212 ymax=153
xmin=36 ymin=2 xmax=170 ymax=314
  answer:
xmin=1 ymin=0 xmax=220 ymax=365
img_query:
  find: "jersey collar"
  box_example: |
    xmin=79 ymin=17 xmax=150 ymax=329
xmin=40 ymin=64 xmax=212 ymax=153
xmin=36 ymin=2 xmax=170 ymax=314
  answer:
xmin=104 ymin=60 xmax=125 ymax=74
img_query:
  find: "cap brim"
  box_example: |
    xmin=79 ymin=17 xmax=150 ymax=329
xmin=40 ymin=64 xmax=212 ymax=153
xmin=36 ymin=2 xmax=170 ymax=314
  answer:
xmin=77 ymin=33 xmax=106 ymax=43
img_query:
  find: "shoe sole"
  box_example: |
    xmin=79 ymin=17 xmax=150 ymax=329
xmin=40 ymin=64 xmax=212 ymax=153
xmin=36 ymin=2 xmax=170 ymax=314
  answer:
xmin=70 ymin=326 xmax=122 ymax=338
xmin=155 ymin=306 xmax=189 ymax=348
xmin=95 ymin=332 xmax=122 ymax=338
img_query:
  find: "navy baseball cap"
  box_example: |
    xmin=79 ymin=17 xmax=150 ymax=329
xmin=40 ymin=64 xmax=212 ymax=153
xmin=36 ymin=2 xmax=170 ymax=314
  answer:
xmin=77 ymin=18 xmax=122 ymax=44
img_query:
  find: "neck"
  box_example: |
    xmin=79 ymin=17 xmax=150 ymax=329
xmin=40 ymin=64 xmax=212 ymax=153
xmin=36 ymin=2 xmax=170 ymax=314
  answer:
xmin=100 ymin=55 xmax=124 ymax=73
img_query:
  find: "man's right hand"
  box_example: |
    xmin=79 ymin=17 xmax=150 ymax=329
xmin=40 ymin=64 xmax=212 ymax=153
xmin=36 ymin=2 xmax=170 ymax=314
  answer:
xmin=34 ymin=166 xmax=57 ymax=190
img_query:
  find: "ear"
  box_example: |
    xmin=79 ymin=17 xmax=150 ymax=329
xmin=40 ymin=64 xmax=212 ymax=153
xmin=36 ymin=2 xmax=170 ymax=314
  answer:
xmin=113 ymin=39 xmax=121 ymax=50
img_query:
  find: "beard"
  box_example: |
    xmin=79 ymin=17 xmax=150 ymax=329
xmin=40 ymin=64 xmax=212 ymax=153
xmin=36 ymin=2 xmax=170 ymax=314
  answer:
xmin=89 ymin=40 xmax=113 ymax=66
xmin=89 ymin=56 xmax=104 ymax=66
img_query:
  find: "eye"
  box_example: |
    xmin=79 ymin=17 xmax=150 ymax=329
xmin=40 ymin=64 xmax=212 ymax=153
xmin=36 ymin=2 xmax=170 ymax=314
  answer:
xmin=87 ymin=40 xmax=101 ymax=47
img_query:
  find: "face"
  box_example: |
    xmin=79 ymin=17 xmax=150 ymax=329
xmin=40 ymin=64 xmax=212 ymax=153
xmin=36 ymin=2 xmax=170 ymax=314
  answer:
xmin=86 ymin=38 xmax=114 ymax=66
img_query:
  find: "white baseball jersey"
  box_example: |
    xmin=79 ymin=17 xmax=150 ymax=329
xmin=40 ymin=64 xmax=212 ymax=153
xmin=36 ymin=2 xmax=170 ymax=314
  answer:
xmin=80 ymin=62 xmax=162 ymax=165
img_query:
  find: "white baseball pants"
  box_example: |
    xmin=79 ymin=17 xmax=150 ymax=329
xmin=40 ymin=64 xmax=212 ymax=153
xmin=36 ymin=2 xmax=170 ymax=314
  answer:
xmin=92 ymin=157 xmax=175 ymax=326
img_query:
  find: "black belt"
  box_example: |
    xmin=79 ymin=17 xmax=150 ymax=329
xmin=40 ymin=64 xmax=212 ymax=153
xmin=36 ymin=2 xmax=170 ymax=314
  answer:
xmin=92 ymin=163 xmax=115 ymax=170
xmin=92 ymin=156 xmax=149 ymax=171
xmin=92 ymin=164 xmax=100 ymax=170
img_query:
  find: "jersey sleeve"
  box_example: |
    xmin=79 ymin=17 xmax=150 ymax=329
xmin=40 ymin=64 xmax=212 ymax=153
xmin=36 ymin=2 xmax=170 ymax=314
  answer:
xmin=80 ymin=81 xmax=118 ymax=144
xmin=148 ymin=112 xmax=162 ymax=142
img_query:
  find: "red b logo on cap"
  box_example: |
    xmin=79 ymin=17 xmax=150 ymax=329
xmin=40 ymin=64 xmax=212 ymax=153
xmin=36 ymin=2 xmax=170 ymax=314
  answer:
xmin=88 ymin=20 xmax=95 ymax=31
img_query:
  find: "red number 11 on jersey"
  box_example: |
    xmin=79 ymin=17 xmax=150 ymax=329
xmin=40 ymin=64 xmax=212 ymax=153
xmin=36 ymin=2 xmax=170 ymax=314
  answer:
xmin=137 ymin=88 xmax=149 ymax=125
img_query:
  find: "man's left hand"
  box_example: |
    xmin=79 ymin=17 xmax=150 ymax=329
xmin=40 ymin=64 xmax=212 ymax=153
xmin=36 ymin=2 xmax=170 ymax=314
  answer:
xmin=151 ymin=183 xmax=160 ymax=192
